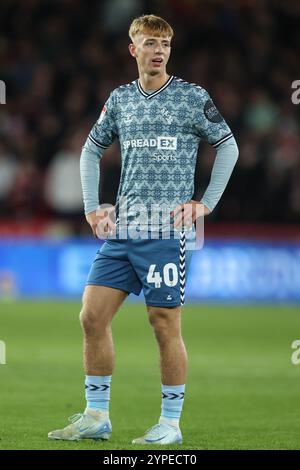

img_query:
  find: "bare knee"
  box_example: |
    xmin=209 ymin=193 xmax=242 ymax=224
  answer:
xmin=80 ymin=304 xmax=109 ymax=337
xmin=80 ymin=285 xmax=126 ymax=337
xmin=148 ymin=306 xmax=181 ymax=343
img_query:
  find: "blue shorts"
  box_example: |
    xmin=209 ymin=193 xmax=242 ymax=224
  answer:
xmin=86 ymin=233 xmax=193 ymax=307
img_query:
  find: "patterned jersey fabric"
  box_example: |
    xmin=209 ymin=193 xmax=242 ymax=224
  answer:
xmin=88 ymin=76 xmax=233 ymax=220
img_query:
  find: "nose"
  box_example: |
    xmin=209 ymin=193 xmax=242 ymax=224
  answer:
xmin=154 ymin=44 xmax=163 ymax=54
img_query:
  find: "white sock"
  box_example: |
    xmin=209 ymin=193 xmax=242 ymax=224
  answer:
xmin=159 ymin=416 xmax=180 ymax=428
xmin=85 ymin=408 xmax=109 ymax=419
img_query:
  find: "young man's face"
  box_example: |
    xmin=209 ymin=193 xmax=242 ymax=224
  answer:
xmin=129 ymin=33 xmax=172 ymax=76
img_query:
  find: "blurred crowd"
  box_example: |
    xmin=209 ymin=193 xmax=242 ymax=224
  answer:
xmin=0 ymin=0 xmax=300 ymax=229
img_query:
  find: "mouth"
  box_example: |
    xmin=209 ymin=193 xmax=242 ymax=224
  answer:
xmin=152 ymin=58 xmax=163 ymax=66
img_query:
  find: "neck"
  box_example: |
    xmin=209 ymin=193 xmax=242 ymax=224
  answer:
xmin=139 ymin=72 xmax=170 ymax=92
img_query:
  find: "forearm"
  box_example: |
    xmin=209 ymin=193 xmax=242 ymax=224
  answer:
xmin=80 ymin=139 xmax=103 ymax=215
xmin=201 ymin=137 xmax=239 ymax=212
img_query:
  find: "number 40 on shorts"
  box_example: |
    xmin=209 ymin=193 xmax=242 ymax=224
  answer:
xmin=146 ymin=263 xmax=178 ymax=288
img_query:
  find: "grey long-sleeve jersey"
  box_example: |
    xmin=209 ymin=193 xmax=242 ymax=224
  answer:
xmin=80 ymin=76 xmax=238 ymax=226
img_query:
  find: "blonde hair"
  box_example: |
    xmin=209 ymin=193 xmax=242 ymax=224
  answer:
xmin=129 ymin=14 xmax=174 ymax=41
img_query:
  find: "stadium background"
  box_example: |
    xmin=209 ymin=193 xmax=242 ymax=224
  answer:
xmin=1 ymin=0 xmax=300 ymax=450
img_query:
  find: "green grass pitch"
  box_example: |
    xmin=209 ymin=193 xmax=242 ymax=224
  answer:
xmin=0 ymin=301 xmax=300 ymax=450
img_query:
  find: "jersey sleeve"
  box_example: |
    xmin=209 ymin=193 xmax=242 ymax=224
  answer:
xmin=193 ymin=88 xmax=233 ymax=148
xmin=88 ymin=92 xmax=118 ymax=151
xmin=80 ymin=92 xmax=118 ymax=215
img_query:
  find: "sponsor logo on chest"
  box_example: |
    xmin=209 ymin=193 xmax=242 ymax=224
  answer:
xmin=123 ymin=136 xmax=177 ymax=150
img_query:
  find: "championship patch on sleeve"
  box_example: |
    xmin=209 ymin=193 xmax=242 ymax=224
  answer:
xmin=204 ymin=99 xmax=223 ymax=123
xmin=97 ymin=104 xmax=107 ymax=124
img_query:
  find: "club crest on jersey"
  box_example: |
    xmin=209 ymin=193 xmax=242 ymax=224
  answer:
xmin=161 ymin=107 xmax=173 ymax=124
xmin=123 ymin=113 xmax=133 ymax=124
xmin=97 ymin=105 xmax=107 ymax=124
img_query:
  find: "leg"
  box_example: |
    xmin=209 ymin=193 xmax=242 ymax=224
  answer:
xmin=48 ymin=236 xmax=141 ymax=441
xmin=130 ymin=237 xmax=190 ymax=445
xmin=132 ymin=305 xmax=186 ymax=445
xmin=147 ymin=305 xmax=187 ymax=385
xmin=48 ymin=285 xmax=128 ymax=441
xmin=80 ymin=285 xmax=128 ymax=376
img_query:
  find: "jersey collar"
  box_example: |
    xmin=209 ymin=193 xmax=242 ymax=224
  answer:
xmin=136 ymin=75 xmax=174 ymax=99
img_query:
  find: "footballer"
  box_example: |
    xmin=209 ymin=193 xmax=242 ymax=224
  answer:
xmin=48 ymin=14 xmax=238 ymax=445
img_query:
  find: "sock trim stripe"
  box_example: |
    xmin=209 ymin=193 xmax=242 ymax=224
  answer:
xmin=85 ymin=384 xmax=110 ymax=391
xmin=162 ymin=392 xmax=185 ymax=400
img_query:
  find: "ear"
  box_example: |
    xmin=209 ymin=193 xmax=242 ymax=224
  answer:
xmin=128 ymin=43 xmax=137 ymax=58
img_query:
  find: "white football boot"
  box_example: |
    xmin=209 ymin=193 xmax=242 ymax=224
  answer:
xmin=132 ymin=422 xmax=182 ymax=445
xmin=48 ymin=409 xmax=111 ymax=441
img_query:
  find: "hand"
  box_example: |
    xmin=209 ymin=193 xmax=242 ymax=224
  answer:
xmin=171 ymin=200 xmax=210 ymax=229
xmin=86 ymin=206 xmax=116 ymax=239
